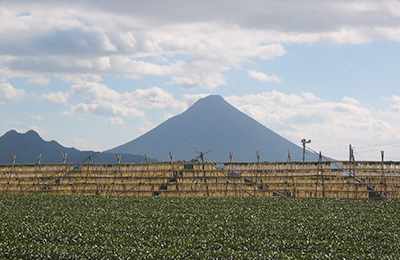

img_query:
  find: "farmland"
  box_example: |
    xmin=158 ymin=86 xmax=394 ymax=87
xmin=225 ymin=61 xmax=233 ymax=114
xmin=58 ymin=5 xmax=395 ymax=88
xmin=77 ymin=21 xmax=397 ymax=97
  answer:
xmin=0 ymin=195 xmax=399 ymax=259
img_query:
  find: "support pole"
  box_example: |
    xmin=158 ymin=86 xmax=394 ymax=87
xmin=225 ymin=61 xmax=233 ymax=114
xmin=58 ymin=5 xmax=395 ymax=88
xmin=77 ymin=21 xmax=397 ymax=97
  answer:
xmin=226 ymin=152 xmax=234 ymax=197
xmin=301 ymin=139 xmax=311 ymax=162
xmin=169 ymin=152 xmax=174 ymax=164
xmin=288 ymin=150 xmax=295 ymax=197
xmin=255 ymin=151 xmax=260 ymax=197
xmin=169 ymin=152 xmax=174 ymax=197
xmin=61 ymin=152 xmax=67 ymax=164
xmin=88 ymin=153 xmax=93 ymax=164
xmin=10 ymin=153 xmax=16 ymax=165
xmin=381 ymin=150 xmax=386 ymax=198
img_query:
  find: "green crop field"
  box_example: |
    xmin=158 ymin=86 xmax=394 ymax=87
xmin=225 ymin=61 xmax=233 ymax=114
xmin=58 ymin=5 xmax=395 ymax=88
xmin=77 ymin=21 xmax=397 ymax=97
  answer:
xmin=0 ymin=195 xmax=399 ymax=259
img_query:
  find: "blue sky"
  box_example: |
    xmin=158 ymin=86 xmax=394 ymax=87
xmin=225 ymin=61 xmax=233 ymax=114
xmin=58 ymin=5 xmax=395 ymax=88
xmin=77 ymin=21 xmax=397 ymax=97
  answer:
xmin=1 ymin=0 xmax=400 ymax=161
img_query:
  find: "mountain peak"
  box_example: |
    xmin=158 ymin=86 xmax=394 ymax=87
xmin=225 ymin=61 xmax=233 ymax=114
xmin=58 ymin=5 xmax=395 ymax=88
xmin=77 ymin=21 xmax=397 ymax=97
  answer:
xmin=183 ymin=95 xmax=237 ymax=118
xmin=200 ymin=94 xmax=224 ymax=101
xmin=191 ymin=95 xmax=226 ymax=106
xmin=25 ymin=130 xmax=41 ymax=139
xmin=3 ymin=129 xmax=41 ymax=139
xmin=0 ymin=129 xmax=151 ymax=164
xmin=107 ymin=95 xmax=318 ymax=162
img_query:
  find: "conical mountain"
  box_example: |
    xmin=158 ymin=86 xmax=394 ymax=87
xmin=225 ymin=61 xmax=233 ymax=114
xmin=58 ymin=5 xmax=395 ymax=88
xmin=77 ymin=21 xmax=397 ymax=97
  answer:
xmin=106 ymin=95 xmax=317 ymax=162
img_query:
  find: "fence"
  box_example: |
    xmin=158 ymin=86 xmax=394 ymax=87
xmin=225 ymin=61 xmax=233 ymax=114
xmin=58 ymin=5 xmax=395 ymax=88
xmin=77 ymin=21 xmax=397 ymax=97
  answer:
xmin=1 ymin=160 xmax=400 ymax=199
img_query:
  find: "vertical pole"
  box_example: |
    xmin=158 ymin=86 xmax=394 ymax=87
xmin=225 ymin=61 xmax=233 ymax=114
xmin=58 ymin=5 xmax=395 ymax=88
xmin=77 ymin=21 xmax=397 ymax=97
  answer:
xmin=348 ymin=144 xmax=352 ymax=199
xmin=169 ymin=152 xmax=174 ymax=197
xmin=9 ymin=154 xmax=16 ymax=192
xmin=169 ymin=152 xmax=174 ymax=164
xmin=315 ymin=152 xmax=320 ymax=198
xmin=10 ymin=153 xmax=16 ymax=165
xmin=61 ymin=152 xmax=67 ymax=164
xmin=145 ymin=153 xmax=148 ymax=164
xmin=318 ymin=151 xmax=325 ymax=198
xmin=226 ymin=152 xmax=233 ymax=197
xmin=255 ymin=151 xmax=260 ymax=197
xmin=349 ymin=144 xmax=352 ymax=162
xmin=302 ymin=142 xmax=306 ymax=162
xmin=288 ymin=150 xmax=295 ymax=197
xmin=381 ymin=150 xmax=386 ymax=198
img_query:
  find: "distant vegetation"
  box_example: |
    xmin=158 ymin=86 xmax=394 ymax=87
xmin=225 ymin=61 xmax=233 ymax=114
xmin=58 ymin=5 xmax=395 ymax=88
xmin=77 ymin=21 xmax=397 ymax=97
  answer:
xmin=0 ymin=195 xmax=399 ymax=259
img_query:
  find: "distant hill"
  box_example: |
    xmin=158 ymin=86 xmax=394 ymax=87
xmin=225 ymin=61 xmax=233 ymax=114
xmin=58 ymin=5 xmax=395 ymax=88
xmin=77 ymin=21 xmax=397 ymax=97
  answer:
xmin=0 ymin=130 xmax=155 ymax=164
xmin=106 ymin=95 xmax=319 ymax=162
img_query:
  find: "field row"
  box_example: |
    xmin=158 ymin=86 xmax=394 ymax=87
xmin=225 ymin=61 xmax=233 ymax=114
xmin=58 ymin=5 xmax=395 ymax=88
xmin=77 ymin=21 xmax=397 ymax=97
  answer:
xmin=0 ymin=194 xmax=399 ymax=259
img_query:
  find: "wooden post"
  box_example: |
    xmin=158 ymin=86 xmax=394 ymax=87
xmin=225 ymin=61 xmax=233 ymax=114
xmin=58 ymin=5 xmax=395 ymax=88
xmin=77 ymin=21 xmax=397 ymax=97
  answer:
xmin=116 ymin=154 xmax=122 ymax=175
xmin=317 ymin=151 xmax=325 ymax=198
xmin=61 ymin=152 xmax=67 ymax=164
xmin=381 ymin=151 xmax=386 ymax=198
xmin=194 ymin=161 xmax=200 ymax=197
xmin=226 ymin=152 xmax=234 ymax=197
xmin=315 ymin=153 xmax=320 ymax=198
xmin=254 ymin=151 xmax=260 ymax=197
xmin=145 ymin=153 xmax=148 ymax=164
xmin=169 ymin=152 xmax=175 ymax=197
xmin=89 ymin=153 xmax=93 ymax=164
xmin=10 ymin=153 xmax=16 ymax=165
xmin=347 ymin=144 xmax=354 ymax=199
xmin=169 ymin=152 xmax=174 ymax=164
xmin=37 ymin=154 xmax=42 ymax=165
xmin=288 ymin=150 xmax=295 ymax=197
xmin=349 ymin=144 xmax=352 ymax=162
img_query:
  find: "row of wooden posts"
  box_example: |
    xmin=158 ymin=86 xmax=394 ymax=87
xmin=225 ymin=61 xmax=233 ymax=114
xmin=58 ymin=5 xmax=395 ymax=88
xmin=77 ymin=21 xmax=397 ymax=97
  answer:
xmin=1 ymin=151 xmax=400 ymax=199
xmin=7 ymin=144 xmax=383 ymax=165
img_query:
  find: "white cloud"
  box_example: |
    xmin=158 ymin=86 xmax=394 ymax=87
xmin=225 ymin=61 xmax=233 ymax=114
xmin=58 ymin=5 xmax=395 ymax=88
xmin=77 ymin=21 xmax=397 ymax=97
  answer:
xmin=0 ymin=83 xmax=25 ymax=104
xmin=170 ymin=71 xmax=226 ymax=89
xmin=65 ymin=83 xmax=186 ymax=119
xmin=381 ymin=95 xmax=400 ymax=114
xmin=248 ymin=70 xmax=281 ymax=82
xmin=71 ymin=82 xmax=121 ymax=102
xmin=123 ymin=87 xmax=186 ymax=110
xmin=105 ymin=117 xmax=125 ymax=125
xmin=119 ymin=32 xmax=137 ymax=51
xmin=30 ymin=114 xmax=43 ymax=120
xmin=343 ymin=96 xmax=361 ymax=105
xmin=97 ymin=56 xmax=111 ymax=70
xmin=162 ymin=112 xmax=174 ymax=121
xmin=226 ymin=91 xmax=399 ymax=160
xmin=137 ymin=118 xmax=156 ymax=135
xmin=29 ymin=125 xmax=46 ymax=135
xmin=68 ymin=102 xmax=144 ymax=118
xmin=6 ymin=119 xmax=22 ymax=125
xmin=41 ymin=91 xmax=70 ymax=104
xmin=4 ymin=1 xmax=398 ymax=90
xmin=73 ymin=138 xmax=101 ymax=151
xmin=25 ymin=76 xmax=50 ymax=85
xmin=182 ymin=93 xmax=210 ymax=107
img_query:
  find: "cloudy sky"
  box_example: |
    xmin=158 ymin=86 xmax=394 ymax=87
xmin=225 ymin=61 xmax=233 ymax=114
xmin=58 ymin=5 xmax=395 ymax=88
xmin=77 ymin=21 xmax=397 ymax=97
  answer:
xmin=1 ymin=0 xmax=400 ymax=161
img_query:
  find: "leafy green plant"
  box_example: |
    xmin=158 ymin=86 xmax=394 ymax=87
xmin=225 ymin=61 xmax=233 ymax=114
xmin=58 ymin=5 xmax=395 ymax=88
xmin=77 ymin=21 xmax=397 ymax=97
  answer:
xmin=0 ymin=194 xmax=399 ymax=259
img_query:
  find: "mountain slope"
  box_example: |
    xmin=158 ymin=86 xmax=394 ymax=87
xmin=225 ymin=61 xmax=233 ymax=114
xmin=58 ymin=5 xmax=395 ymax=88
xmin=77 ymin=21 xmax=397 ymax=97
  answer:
xmin=0 ymin=130 xmax=154 ymax=164
xmin=106 ymin=95 xmax=318 ymax=162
